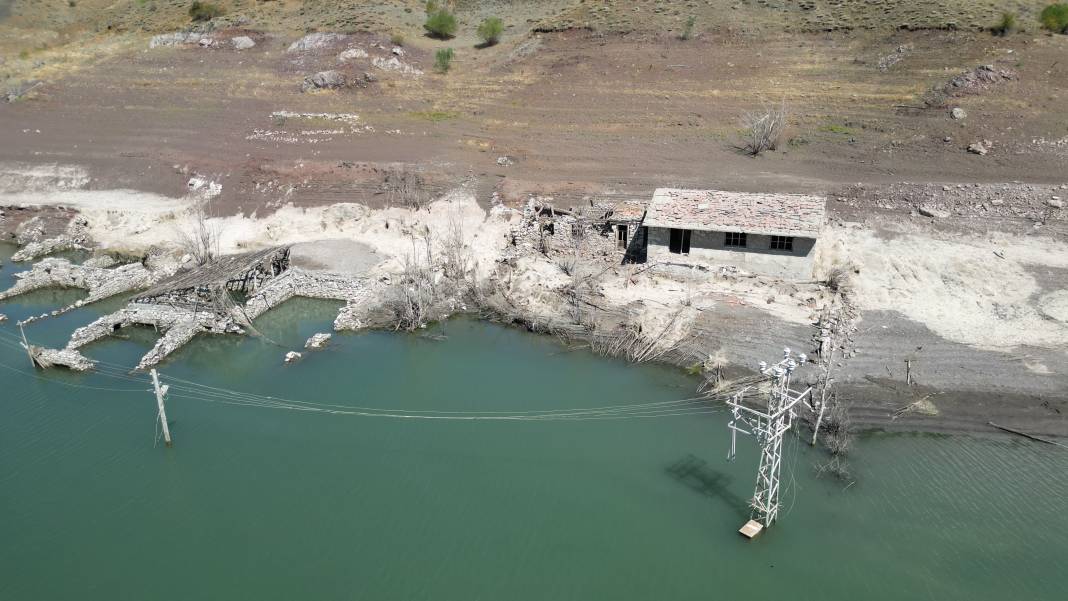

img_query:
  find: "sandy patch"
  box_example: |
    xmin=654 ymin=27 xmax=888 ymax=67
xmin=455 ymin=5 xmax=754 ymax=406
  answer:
xmin=823 ymin=224 xmax=1068 ymax=351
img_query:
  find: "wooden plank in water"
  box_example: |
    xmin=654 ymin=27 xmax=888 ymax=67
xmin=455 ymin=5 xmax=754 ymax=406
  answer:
xmin=988 ymin=422 xmax=1068 ymax=450
xmin=739 ymin=520 xmax=763 ymax=539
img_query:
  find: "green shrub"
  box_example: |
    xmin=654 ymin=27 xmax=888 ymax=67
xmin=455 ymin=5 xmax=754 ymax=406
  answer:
xmin=434 ymin=47 xmax=454 ymax=73
xmin=1040 ymin=3 xmax=1068 ymax=33
xmin=679 ymin=15 xmax=696 ymax=40
xmin=425 ymin=1 xmax=438 ymax=14
xmin=424 ymin=9 xmax=457 ymax=39
xmin=390 ymin=32 xmax=405 ymax=46
xmin=188 ymin=1 xmax=223 ymax=22
xmin=992 ymin=11 xmax=1017 ymax=36
xmin=477 ymin=16 xmax=504 ymax=46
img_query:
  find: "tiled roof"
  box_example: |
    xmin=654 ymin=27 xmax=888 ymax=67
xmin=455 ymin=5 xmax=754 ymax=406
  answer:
xmin=643 ymin=188 xmax=825 ymax=237
xmin=607 ymin=201 xmax=647 ymax=222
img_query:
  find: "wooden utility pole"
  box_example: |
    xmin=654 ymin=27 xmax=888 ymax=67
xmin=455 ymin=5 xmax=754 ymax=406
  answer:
xmin=18 ymin=322 xmax=36 ymax=368
xmin=150 ymin=369 xmax=173 ymax=447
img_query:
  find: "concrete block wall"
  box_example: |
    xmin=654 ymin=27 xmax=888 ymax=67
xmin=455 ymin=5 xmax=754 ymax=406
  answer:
xmin=647 ymin=227 xmax=816 ymax=279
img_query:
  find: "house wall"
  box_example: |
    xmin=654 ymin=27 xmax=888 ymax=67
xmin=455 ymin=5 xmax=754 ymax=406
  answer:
xmin=646 ymin=227 xmax=816 ymax=279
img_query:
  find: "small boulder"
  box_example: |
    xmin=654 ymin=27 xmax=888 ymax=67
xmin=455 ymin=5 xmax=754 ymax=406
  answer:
xmin=301 ymin=70 xmax=346 ymax=92
xmin=950 ymin=107 xmax=966 ymax=120
xmin=0 ymin=314 xmax=7 ymax=323
xmin=372 ymin=56 xmax=423 ymax=76
xmin=1050 ymin=197 xmax=1064 ymax=209
xmin=198 ymin=38 xmax=216 ymax=48
xmin=231 ymin=36 xmax=256 ymax=50
xmin=918 ymin=205 xmax=949 ymax=219
xmin=967 ymin=140 xmax=991 ymax=155
xmin=496 ymin=156 xmax=515 ymax=166
xmin=284 ymin=351 xmax=302 ymax=363
xmin=305 ymin=332 xmax=332 ymax=349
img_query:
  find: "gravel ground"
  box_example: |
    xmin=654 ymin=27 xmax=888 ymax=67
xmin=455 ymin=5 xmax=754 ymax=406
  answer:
xmin=288 ymin=239 xmax=381 ymax=274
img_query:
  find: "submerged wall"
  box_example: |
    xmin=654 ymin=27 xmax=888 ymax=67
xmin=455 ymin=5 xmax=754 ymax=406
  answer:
xmin=646 ymin=227 xmax=816 ymax=279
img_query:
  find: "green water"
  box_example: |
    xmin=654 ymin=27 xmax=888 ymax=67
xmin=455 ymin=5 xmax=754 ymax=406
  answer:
xmin=1 ymin=244 xmax=1066 ymax=600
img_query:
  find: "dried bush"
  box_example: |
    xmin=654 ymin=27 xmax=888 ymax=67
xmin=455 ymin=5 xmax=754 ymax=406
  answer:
xmin=441 ymin=211 xmax=471 ymax=281
xmin=824 ymin=265 xmax=851 ymax=292
xmin=383 ymin=167 xmax=428 ymax=210
xmin=386 ymin=231 xmax=437 ymax=331
xmin=991 ymin=11 xmax=1017 ymax=36
xmin=589 ymin=310 xmax=688 ymax=364
xmin=176 ymin=201 xmax=219 ymax=265
xmin=740 ymin=101 xmax=787 ymax=156
xmin=679 ymin=15 xmax=696 ymax=40
xmin=188 ymin=1 xmax=223 ymax=22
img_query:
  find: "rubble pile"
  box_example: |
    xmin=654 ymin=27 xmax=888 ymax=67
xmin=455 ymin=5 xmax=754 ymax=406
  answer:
xmin=66 ymin=303 xmax=244 ymax=370
xmin=302 ymin=70 xmax=347 ymax=92
xmin=503 ymin=198 xmax=621 ymax=264
xmin=31 ymin=347 xmax=96 ymax=371
xmin=0 ymin=257 xmax=166 ymax=321
xmin=940 ymin=64 xmax=1017 ymax=96
xmin=12 ymin=215 xmax=92 ymax=262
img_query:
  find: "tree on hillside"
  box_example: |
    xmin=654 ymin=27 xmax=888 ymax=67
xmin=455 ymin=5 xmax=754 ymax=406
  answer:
xmin=1040 ymin=3 xmax=1068 ymax=33
xmin=425 ymin=8 xmax=457 ymax=39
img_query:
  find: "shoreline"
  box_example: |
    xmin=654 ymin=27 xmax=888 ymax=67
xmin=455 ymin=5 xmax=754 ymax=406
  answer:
xmin=1 ymin=186 xmax=1066 ymax=440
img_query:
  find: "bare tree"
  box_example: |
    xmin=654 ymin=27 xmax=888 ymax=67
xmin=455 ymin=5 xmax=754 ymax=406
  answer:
xmin=740 ymin=100 xmax=787 ymax=156
xmin=176 ymin=201 xmax=219 ymax=265
xmin=441 ymin=210 xmax=471 ymax=281
xmin=384 ymin=228 xmax=438 ymax=331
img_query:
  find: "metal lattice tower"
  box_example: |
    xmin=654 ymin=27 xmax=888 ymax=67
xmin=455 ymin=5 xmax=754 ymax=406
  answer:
xmin=727 ymin=348 xmax=816 ymax=534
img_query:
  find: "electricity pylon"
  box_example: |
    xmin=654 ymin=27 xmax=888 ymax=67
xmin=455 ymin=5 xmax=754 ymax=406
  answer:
xmin=726 ymin=348 xmax=816 ymax=536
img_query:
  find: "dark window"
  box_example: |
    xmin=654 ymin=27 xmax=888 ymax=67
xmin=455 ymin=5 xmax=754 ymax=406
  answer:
xmin=668 ymin=228 xmax=691 ymax=254
xmin=617 ymin=224 xmax=628 ymax=248
xmin=724 ymin=232 xmax=747 ymax=248
xmin=770 ymin=236 xmax=794 ymax=251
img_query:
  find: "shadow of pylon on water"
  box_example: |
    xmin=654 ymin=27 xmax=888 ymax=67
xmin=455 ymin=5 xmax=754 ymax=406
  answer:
xmin=666 ymin=453 xmax=750 ymax=520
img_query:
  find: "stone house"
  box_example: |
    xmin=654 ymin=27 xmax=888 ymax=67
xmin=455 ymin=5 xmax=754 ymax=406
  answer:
xmin=638 ymin=188 xmax=826 ymax=279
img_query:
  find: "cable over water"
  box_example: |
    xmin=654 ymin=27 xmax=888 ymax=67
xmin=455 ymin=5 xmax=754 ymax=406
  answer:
xmin=0 ymin=327 xmax=721 ymax=422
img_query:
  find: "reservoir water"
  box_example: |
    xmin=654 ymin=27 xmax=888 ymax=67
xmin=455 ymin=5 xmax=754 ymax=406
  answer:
xmin=1 ymin=243 xmax=1065 ymax=600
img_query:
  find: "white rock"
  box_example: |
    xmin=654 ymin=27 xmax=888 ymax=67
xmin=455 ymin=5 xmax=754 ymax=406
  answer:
xmin=950 ymin=107 xmax=966 ymax=120
xmin=338 ymin=47 xmax=368 ymax=62
xmin=918 ymin=205 xmax=949 ymax=219
xmin=372 ymin=56 xmax=423 ymax=76
xmin=288 ymin=32 xmax=346 ymax=53
xmin=232 ymin=36 xmax=256 ymax=50
xmin=1050 ymin=198 xmax=1065 ymax=209
xmin=284 ymin=351 xmax=302 ymax=363
xmin=149 ymin=32 xmax=204 ymax=49
xmin=305 ymin=332 xmax=332 ymax=349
